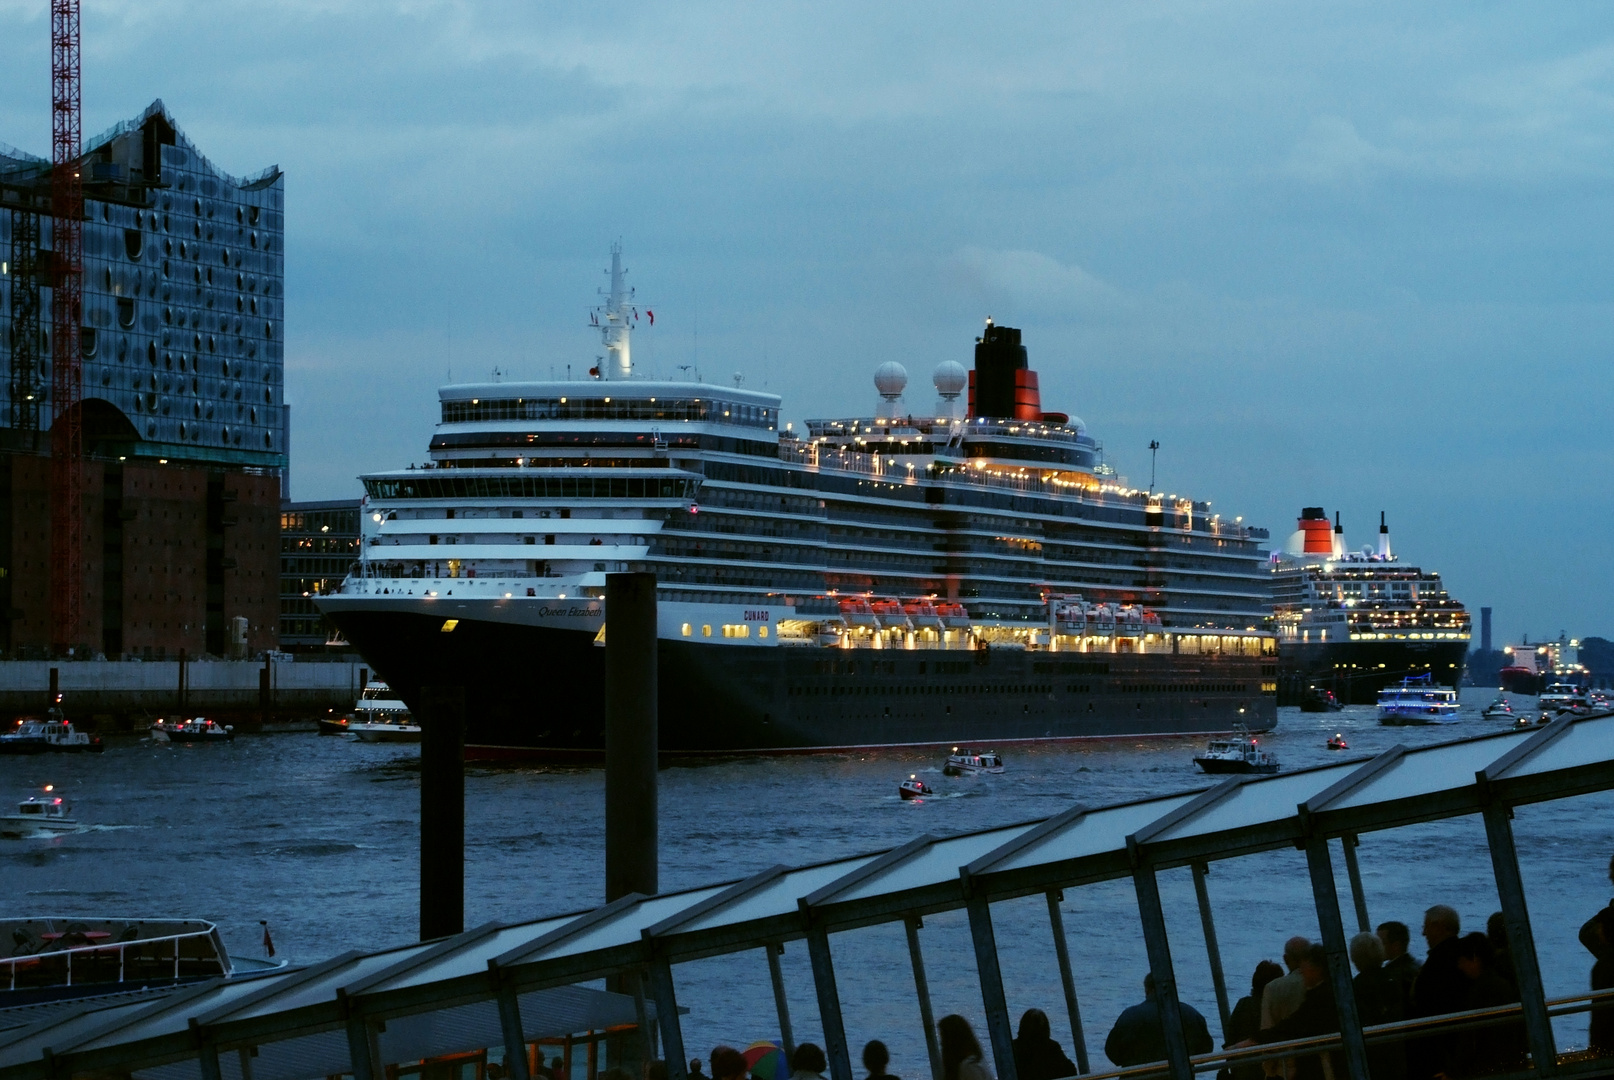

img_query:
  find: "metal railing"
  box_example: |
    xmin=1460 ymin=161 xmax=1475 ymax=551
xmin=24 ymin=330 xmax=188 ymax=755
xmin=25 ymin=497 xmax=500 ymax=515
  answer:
xmin=2 ymin=929 xmax=216 ymax=990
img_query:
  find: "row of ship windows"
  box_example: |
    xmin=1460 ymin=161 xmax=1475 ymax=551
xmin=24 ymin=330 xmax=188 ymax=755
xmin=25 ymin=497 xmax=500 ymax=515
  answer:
xmin=679 ymin=622 xmax=767 ymax=639
xmin=442 ymin=397 xmax=777 ymax=428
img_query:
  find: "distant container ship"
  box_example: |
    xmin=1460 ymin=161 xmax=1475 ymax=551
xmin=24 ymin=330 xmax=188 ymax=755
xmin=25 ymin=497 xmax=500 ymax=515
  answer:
xmin=1271 ymin=508 xmax=1470 ymax=705
xmin=319 ymin=248 xmax=1279 ymax=758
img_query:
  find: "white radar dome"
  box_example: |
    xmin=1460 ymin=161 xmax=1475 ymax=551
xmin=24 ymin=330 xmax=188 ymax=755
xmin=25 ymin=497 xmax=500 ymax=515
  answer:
xmin=874 ymin=362 xmax=909 ymax=398
xmin=933 ymin=360 xmax=967 ymax=398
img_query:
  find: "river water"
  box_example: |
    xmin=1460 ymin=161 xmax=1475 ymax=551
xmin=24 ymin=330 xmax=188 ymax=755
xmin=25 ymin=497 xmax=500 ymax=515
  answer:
xmin=3 ymin=688 xmax=1610 ymax=1075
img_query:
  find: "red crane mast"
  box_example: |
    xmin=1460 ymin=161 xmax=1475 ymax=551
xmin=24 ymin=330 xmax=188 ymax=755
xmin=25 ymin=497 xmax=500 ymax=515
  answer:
xmin=49 ymin=0 xmax=84 ymax=653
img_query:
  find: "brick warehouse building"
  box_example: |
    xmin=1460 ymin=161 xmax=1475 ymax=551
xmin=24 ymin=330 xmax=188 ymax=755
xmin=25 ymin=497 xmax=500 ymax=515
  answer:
xmin=0 ymin=102 xmax=284 ymax=659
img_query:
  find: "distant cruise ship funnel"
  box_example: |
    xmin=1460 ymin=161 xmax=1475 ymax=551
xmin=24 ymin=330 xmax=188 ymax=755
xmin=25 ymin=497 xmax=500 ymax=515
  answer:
xmin=968 ymin=319 xmax=1042 ymax=420
xmin=1378 ymin=511 xmax=1392 ymax=560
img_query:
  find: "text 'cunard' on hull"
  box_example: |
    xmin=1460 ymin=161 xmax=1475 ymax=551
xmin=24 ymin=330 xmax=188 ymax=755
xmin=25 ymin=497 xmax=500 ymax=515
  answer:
xmin=318 ymin=248 xmax=1280 ymax=759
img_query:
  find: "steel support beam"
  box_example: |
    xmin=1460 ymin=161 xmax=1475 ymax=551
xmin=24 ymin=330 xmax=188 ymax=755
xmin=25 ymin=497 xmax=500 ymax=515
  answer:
xmin=196 ymin=1043 xmax=222 ymax=1080
xmin=1302 ymin=835 xmax=1371 ymax=1080
xmin=1340 ymin=835 xmax=1370 ymax=934
xmin=647 ymin=957 xmax=687 ymax=1080
xmin=1190 ymin=862 xmax=1231 ymax=1033
xmin=1480 ymin=801 xmax=1557 ymax=1076
xmin=963 ymin=889 xmax=1018 ymax=1080
xmin=1128 ymin=855 xmax=1193 ymax=1080
xmin=805 ymin=925 xmax=854 ymax=1080
xmin=495 ymin=983 xmax=532 ymax=1080
xmin=767 ymin=943 xmax=796 ymax=1057
xmin=905 ymin=917 xmax=944 ymax=1080
xmin=1045 ymin=892 xmax=1089 ymax=1074
xmin=345 ymin=1017 xmax=380 ymax=1080
xmin=630 ymin=969 xmax=658 ymax=1063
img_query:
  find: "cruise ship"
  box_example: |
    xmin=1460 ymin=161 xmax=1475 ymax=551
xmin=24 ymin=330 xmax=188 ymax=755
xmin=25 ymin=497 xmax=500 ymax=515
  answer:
xmin=1271 ymin=508 xmax=1470 ymax=705
xmin=318 ymin=249 xmax=1279 ymax=758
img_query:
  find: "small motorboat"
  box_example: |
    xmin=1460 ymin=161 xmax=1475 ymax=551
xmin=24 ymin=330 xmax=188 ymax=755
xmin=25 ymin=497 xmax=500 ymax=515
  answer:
xmin=899 ymin=775 xmax=934 ymax=800
xmin=0 ymin=707 xmax=103 ymax=754
xmin=1514 ymin=715 xmax=1534 ymax=729
xmin=0 ymin=787 xmax=77 ymax=838
xmin=151 ymin=717 xmax=235 ymax=743
xmin=317 ymin=711 xmax=350 ymax=736
xmin=1481 ymin=695 xmax=1515 ymax=720
xmin=1326 ymin=734 xmax=1349 ymax=751
xmin=1193 ymin=725 xmax=1279 ymax=775
xmin=346 ymin=682 xmax=421 ymax=743
xmin=1300 ymin=687 xmax=1345 ymax=713
xmin=943 ymin=748 xmax=1004 ymax=776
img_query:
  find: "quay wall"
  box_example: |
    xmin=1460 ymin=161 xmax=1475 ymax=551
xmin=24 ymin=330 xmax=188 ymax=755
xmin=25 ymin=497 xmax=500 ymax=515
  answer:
xmin=0 ymin=660 xmax=365 ymax=727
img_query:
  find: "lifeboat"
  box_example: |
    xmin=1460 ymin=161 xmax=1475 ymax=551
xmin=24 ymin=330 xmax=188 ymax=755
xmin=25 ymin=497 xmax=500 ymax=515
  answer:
xmin=838 ymin=596 xmax=879 ymax=629
xmin=936 ymin=602 xmax=972 ymax=629
xmin=1088 ymin=604 xmax=1118 ymax=636
xmin=870 ymin=598 xmax=913 ymax=631
xmin=902 ymin=599 xmax=945 ymax=630
xmin=1051 ymin=598 xmax=1090 ymax=636
xmin=1116 ymin=605 xmax=1146 ymax=636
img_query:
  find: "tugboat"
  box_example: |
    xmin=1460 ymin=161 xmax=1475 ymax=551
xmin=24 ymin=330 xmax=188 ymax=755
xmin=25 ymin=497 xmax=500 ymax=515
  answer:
xmin=0 ymin=706 xmax=103 ymax=754
xmin=151 ymin=718 xmax=235 ymax=743
xmin=1326 ymin=733 xmax=1349 ymax=751
xmin=1377 ymin=674 xmax=1460 ymax=725
xmin=0 ymin=787 xmax=77 ymax=838
xmin=899 ymin=775 xmax=934 ymax=800
xmin=1193 ymin=725 xmax=1279 ymax=775
xmin=943 ymin=749 xmax=1005 ymax=776
xmin=1481 ymin=695 xmax=1516 ymax=720
xmin=1300 ymin=687 xmax=1345 ymax=713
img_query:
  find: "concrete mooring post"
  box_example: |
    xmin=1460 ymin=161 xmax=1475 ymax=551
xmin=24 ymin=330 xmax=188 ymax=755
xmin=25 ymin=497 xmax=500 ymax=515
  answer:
xmin=419 ymin=684 xmax=466 ymax=940
xmin=605 ymin=572 xmax=658 ymax=902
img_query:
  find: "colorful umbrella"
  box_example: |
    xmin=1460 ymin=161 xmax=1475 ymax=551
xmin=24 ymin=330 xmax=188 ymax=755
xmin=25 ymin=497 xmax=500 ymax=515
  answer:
xmin=744 ymin=1042 xmax=789 ymax=1080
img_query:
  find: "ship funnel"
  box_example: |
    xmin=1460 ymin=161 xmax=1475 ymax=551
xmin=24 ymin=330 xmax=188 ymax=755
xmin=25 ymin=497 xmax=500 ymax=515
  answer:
xmin=969 ymin=319 xmax=1042 ymax=421
xmin=1377 ymin=510 xmax=1392 ymax=560
xmin=1293 ymin=507 xmax=1333 ymax=555
xmin=1333 ymin=511 xmax=1344 ymax=557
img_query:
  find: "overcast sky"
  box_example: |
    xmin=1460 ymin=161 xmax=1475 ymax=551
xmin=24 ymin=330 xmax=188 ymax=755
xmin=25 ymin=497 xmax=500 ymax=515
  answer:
xmin=1 ymin=1 xmax=1610 ymax=640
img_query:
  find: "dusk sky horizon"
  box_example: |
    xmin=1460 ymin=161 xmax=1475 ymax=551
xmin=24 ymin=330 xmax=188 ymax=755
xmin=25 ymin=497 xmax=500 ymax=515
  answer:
xmin=1 ymin=1 xmax=1609 ymax=642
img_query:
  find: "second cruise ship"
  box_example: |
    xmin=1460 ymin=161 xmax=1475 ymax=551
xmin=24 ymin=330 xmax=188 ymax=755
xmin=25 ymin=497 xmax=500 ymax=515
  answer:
xmin=319 ymin=249 xmax=1279 ymax=757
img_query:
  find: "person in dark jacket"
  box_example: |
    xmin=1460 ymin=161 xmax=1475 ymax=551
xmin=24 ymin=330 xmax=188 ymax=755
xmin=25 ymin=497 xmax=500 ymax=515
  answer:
xmin=1105 ymin=974 xmax=1215 ymax=1068
xmin=1012 ymin=1008 xmax=1077 ymax=1080
xmin=1378 ymin=920 xmax=1422 ymax=1018
xmin=1408 ymin=905 xmax=1466 ymax=1080
xmin=1485 ymin=912 xmax=1517 ymax=992
xmin=1243 ymin=946 xmax=1340 ymax=1080
xmin=1451 ymin=932 xmax=1526 ymax=1077
xmin=863 ymin=1040 xmax=900 ymax=1080
xmin=1580 ymin=854 xmax=1614 ymax=1055
xmin=1220 ymin=961 xmax=1283 ymax=1080
xmin=1350 ymin=932 xmax=1406 ymax=1080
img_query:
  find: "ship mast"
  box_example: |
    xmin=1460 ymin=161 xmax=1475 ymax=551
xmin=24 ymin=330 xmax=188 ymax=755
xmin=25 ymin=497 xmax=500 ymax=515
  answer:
xmin=593 ymin=243 xmax=637 ymax=380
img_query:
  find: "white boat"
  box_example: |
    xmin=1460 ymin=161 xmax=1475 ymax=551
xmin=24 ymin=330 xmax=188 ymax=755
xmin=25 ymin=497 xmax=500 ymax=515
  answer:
xmin=943 ymin=748 xmax=1004 ymax=775
xmin=347 ymin=682 xmax=421 ymax=743
xmin=1539 ymin=682 xmax=1591 ymax=714
xmin=1377 ymin=675 xmax=1460 ymax=725
xmin=1481 ymin=695 xmax=1516 ymax=720
xmin=151 ymin=717 xmax=235 ymax=743
xmin=899 ymin=775 xmax=934 ymax=799
xmin=0 ymin=709 xmax=103 ymax=754
xmin=1193 ymin=725 xmax=1279 ymax=774
xmin=0 ymin=788 xmax=77 ymax=838
xmin=0 ymin=917 xmax=284 ymax=1006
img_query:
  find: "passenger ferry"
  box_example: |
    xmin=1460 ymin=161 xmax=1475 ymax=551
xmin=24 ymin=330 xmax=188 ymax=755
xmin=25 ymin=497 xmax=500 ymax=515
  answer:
xmin=1192 ymin=725 xmax=1279 ymax=774
xmin=347 ymin=682 xmax=421 ymax=743
xmin=1377 ymin=674 xmax=1461 ymax=724
xmin=1271 ymin=509 xmax=1470 ymax=705
xmin=318 ymin=248 xmax=1279 ymax=758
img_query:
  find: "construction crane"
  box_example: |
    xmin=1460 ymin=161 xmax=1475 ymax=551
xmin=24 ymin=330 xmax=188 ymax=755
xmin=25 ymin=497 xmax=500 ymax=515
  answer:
xmin=49 ymin=0 xmax=83 ymax=653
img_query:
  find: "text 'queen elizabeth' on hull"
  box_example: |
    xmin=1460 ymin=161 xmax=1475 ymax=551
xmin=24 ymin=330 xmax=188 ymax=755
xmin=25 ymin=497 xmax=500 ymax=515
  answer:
xmin=319 ymin=248 xmax=1279 ymax=758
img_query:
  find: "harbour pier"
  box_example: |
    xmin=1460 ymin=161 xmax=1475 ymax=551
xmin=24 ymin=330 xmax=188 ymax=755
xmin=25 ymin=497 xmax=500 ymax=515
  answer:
xmin=2 ymin=712 xmax=1612 ymax=1080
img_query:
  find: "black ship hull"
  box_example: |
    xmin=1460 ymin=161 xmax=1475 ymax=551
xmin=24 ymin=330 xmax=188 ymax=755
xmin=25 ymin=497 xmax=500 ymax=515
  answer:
xmin=1277 ymin=639 xmax=1469 ymax=706
xmin=327 ymin=609 xmax=1278 ymax=759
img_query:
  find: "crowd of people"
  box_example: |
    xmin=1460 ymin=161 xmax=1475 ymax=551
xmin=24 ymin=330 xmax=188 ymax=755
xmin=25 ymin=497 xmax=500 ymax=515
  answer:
xmin=576 ymin=858 xmax=1613 ymax=1080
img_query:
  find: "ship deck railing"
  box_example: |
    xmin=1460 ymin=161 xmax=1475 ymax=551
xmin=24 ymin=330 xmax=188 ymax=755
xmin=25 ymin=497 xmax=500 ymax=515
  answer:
xmin=6 ymin=713 xmax=1614 ymax=1080
xmin=2 ymin=929 xmax=224 ymax=991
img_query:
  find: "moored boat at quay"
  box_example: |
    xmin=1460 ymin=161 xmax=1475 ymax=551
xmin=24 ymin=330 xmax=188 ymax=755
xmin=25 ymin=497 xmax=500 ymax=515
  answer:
xmin=318 ymin=249 xmax=1279 ymax=759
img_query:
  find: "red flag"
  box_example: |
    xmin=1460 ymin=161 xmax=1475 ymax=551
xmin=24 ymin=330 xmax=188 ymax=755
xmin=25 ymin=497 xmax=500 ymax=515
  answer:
xmin=646 ymin=310 xmax=654 ymax=325
xmin=260 ymin=921 xmax=275 ymax=957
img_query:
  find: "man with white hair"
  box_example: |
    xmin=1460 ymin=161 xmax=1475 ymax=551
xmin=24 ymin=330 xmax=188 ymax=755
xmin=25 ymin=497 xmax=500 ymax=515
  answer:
xmin=1260 ymin=936 xmax=1311 ymax=1078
